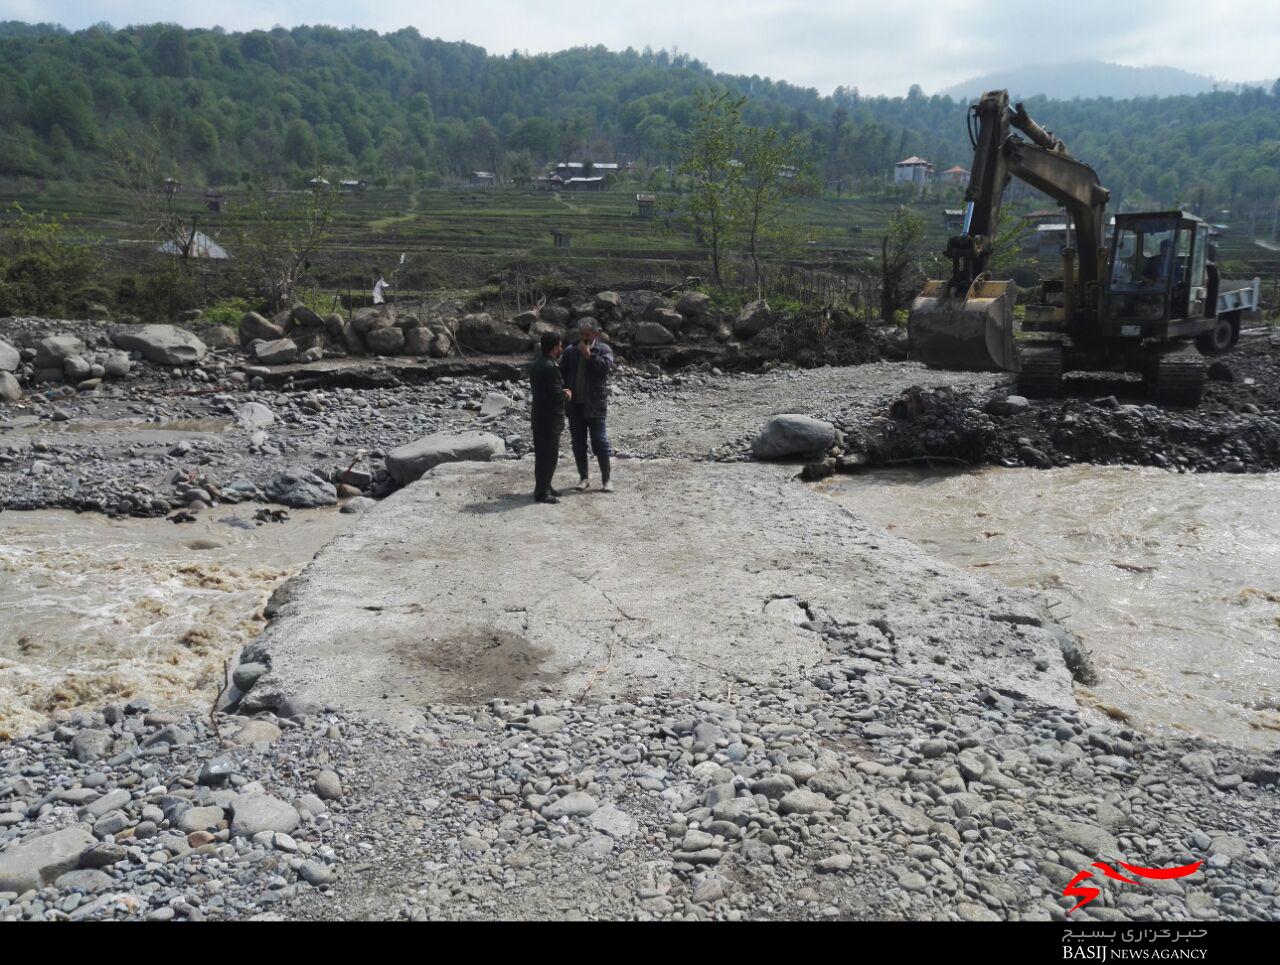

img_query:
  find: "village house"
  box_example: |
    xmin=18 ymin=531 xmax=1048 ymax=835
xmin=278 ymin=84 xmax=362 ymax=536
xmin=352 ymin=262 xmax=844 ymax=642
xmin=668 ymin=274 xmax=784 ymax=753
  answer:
xmin=470 ymin=171 xmax=497 ymax=187
xmin=894 ymin=156 xmax=934 ymax=184
xmin=940 ymin=164 xmax=969 ymax=186
xmin=943 ymin=208 xmax=966 ymax=233
xmin=636 ymin=193 xmax=656 ymax=218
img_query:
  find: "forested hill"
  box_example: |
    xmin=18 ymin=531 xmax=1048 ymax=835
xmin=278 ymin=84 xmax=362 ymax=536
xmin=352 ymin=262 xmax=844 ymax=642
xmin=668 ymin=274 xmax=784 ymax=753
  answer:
xmin=1 ymin=21 xmax=1278 ymax=214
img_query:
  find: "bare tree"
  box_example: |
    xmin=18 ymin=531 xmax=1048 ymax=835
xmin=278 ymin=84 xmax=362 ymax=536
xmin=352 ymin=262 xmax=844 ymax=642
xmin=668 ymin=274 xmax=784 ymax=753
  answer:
xmin=232 ymin=173 xmax=342 ymax=310
xmin=106 ymin=127 xmax=201 ymax=264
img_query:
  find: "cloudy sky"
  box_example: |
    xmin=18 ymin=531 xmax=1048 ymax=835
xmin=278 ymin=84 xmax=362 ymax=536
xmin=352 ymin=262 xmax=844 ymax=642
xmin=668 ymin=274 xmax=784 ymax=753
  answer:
xmin=2 ymin=0 xmax=1277 ymax=95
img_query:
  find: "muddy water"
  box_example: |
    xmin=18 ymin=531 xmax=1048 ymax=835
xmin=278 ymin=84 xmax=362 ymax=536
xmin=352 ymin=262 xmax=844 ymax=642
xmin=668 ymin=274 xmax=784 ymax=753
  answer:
xmin=0 ymin=508 xmax=353 ymax=738
xmin=822 ymin=467 xmax=1280 ymax=748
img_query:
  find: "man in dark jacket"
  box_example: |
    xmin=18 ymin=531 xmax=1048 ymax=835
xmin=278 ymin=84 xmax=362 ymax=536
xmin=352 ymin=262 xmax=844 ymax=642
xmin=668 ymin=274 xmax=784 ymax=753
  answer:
xmin=560 ymin=318 xmax=616 ymax=492
xmin=530 ymin=331 xmax=570 ymax=504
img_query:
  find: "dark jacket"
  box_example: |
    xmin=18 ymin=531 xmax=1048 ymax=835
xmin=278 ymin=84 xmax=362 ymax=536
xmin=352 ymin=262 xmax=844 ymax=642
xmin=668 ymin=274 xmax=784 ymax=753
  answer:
xmin=530 ymin=353 xmax=566 ymax=428
xmin=560 ymin=339 xmax=615 ymax=419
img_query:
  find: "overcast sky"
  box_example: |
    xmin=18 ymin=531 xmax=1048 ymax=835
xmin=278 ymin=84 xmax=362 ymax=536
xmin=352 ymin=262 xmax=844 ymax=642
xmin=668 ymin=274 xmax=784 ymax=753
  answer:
xmin=3 ymin=0 xmax=1277 ymax=95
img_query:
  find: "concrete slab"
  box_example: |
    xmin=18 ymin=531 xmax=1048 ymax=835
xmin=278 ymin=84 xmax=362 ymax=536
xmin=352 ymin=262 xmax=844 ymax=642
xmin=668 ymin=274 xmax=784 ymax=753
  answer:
xmin=237 ymin=459 xmax=1075 ymax=719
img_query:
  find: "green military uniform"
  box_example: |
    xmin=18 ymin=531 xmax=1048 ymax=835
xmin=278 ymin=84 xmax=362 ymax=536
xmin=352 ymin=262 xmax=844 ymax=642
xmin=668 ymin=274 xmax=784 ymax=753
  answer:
xmin=530 ymin=352 xmax=566 ymax=499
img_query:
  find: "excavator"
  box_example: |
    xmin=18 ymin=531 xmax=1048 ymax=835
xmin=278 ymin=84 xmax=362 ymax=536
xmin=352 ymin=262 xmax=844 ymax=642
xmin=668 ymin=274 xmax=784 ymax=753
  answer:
xmin=908 ymin=89 xmax=1248 ymax=406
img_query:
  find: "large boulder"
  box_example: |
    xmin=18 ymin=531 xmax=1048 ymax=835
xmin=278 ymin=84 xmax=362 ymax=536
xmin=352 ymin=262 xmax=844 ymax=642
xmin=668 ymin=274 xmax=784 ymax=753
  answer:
xmin=240 ymin=312 xmax=284 ymax=346
xmin=387 ymin=431 xmax=506 ymax=486
xmin=594 ymin=291 xmax=622 ymax=316
xmin=291 ymin=305 xmax=325 ymax=329
xmin=200 ymin=325 xmax=240 ymax=350
xmin=676 ymin=291 xmax=711 ymax=318
xmin=0 ymin=371 xmax=22 ymax=402
xmin=539 ymin=304 xmax=571 ymax=326
xmin=455 ymin=314 xmax=530 ymax=355
xmin=265 ymin=470 xmax=337 ymax=508
xmin=34 ymin=335 xmax=86 ymax=369
xmin=252 ymin=338 xmax=299 ymax=366
xmin=351 ymin=306 xmax=390 ymax=335
xmin=641 ymin=297 xmax=676 ymax=323
xmin=752 ymin=414 xmax=836 ymax=460
xmin=0 ymin=825 xmax=97 ymax=893
xmin=340 ymin=322 xmax=367 ymax=355
xmin=633 ymin=321 xmax=675 ymax=346
xmin=648 ymin=307 xmax=684 ymax=333
xmin=365 ymin=324 xmax=405 ymax=356
xmin=733 ymin=299 xmax=773 ymax=340
xmin=0 ymin=339 xmax=19 ymax=372
xmin=109 ymin=325 xmax=208 ymax=366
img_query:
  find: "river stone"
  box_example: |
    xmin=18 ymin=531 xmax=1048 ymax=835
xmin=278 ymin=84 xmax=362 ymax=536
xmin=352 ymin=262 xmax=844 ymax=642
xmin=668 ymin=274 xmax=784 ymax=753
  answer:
xmin=0 ymin=825 xmax=97 ymax=893
xmin=0 ymin=371 xmax=21 ymax=402
xmin=634 ymin=321 xmax=675 ymax=346
xmin=340 ymin=496 xmax=377 ymax=514
xmin=200 ymin=325 xmax=240 ymax=350
xmin=313 ymin=769 xmax=343 ymax=801
xmin=779 ymin=788 xmax=834 ymax=815
xmin=455 ymin=314 xmax=530 ymax=354
xmin=56 ymin=868 xmax=114 ymax=892
xmin=291 ymin=305 xmax=325 ymax=329
xmin=240 ymin=312 xmax=284 ymax=345
xmin=109 ymin=325 xmax=208 ymax=366
xmin=0 ymin=339 xmax=19 ymax=372
xmin=752 ymin=414 xmax=836 ymax=460
xmin=232 ymin=662 xmax=269 ymax=691
xmin=543 ymin=792 xmax=598 ymax=820
xmin=34 ymin=335 xmax=87 ymax=368
xmin=178 ymin=806 xmax=226 ymax=833
xmin=1048 ymin=819 xmax=1119 ymax=858
xmin=71 ymin=729 xmax=113 ymax=762
xmin=387 ymin=431 xmax=506 ymax=485
xmin=365 ymin=324 xmax=405 ymax=355
xmin=229 ymin=719 xmax=283 ymax=745
xmin=677 ymin=291 xmax=711 ymax=317
xmin=237 ymin=402 xmax=274 ymax=429
xmin=231 ymin=794 xmax=300 ymax=837
xmin=265 ymin=470 xmax=337 ymax=508
xmin=252 ymin=338 xmax=299 ymax=366
xmin=733 ymin=299 xmax=772 ymax=339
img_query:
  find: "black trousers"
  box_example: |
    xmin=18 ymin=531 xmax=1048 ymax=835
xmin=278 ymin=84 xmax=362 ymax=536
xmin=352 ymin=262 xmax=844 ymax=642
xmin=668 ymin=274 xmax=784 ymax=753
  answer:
xmin=568 ymin=404 xmax=611 ymax=482
xmin=532 ymin=419 xmax=563 ymax=498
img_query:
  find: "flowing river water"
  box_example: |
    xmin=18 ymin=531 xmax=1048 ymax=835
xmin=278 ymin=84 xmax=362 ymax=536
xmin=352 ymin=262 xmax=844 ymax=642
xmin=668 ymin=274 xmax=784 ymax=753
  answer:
xmin=2 ymin=466 xmax=1278 ymax=749
xmin=821 ymin=467 xmax=1280 ymax=749
xmin=0 ymin=508 xmax=354 ymax=738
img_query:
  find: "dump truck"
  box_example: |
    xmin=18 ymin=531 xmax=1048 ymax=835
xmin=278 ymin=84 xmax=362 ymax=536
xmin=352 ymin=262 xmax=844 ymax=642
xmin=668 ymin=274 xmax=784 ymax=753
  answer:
xmin=908 ymin=90 xmax=1261 ymax=406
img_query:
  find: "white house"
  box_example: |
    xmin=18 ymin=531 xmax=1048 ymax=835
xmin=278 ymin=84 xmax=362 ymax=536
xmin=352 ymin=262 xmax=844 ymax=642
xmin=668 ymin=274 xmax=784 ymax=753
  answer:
xmin=894 ymin=156 xmax=934 ymax=184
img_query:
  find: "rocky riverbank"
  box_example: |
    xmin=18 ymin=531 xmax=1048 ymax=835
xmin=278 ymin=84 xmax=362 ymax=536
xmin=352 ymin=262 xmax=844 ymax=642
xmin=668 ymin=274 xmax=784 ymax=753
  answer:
xmin=3 ymin=615 xmax=1277 ymax=921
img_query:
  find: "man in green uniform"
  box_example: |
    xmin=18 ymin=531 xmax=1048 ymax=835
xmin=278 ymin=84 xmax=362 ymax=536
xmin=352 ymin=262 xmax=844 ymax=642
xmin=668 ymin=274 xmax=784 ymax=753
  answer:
xmin=530 ymin=331 xmax=570 ymax=503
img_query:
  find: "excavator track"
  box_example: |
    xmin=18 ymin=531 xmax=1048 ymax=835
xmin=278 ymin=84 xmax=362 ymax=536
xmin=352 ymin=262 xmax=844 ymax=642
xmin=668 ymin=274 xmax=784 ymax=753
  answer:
xmin=1152 ymin=348 xmax=1206 ymax=408
xmin=1016 ymin=343 xmax=1064 ymax=399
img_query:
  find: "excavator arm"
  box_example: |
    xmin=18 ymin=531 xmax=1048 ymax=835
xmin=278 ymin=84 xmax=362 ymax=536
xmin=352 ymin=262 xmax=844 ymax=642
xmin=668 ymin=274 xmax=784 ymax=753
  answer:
xmin=911 ymin=90 xmax=1110 ymax=370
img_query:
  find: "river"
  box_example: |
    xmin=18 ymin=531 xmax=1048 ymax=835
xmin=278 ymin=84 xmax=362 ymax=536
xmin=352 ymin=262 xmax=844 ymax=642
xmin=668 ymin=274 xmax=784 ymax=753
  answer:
xmin=0 ymin=507 xmax=353 ymax=738
xmin=821 ymin=466 xmax=1280 ymax=749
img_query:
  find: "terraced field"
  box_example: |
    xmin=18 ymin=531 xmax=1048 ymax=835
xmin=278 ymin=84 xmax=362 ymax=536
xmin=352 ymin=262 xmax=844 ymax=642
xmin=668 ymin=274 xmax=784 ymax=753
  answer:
xmin=1 ymin=177 xmax=1273 ymax=301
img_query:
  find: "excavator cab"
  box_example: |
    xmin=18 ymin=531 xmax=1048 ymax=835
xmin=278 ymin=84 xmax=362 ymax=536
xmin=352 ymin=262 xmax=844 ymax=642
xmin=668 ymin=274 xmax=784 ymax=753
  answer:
xmin=1104 ymin=212 xmax=1211 ymax=338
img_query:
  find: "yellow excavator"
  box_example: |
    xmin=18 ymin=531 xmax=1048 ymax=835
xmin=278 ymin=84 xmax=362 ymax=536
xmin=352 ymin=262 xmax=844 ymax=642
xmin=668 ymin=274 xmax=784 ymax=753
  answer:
xmin=908 ymin=90 xmax=1249 ymax=406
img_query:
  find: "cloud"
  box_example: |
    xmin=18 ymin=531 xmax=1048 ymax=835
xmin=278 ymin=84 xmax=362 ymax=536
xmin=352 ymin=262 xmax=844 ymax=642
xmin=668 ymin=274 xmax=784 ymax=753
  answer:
xmin=2 ymin=0 xmax=1276 ymax=95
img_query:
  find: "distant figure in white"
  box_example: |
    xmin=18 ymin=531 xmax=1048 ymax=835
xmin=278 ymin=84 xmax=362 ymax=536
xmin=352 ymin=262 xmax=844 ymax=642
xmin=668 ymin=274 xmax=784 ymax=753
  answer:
xmin=372 ymin=269 xmax=390 ymax=306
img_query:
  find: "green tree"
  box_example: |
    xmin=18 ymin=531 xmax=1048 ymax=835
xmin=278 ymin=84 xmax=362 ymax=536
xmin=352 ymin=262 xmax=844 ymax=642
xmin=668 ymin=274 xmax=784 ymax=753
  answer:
xmin=877 ymin=207 xmax=927 ymax=322
xmin=731 ymin=126 xmax=811 ymax=290
xmin=679 ymin=89 xmax=744 ymax=288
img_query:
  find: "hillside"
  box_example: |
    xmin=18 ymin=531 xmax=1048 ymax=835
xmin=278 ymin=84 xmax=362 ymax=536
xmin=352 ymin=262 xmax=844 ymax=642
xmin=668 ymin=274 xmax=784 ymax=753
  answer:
xmin=0 ymin=23 xmax=1277 ymax=218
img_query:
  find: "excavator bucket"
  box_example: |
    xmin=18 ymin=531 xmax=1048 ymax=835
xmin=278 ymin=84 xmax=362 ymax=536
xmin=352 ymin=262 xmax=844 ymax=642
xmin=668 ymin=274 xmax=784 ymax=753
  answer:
xmin=907 ymin=279 xmax=1020 ymax=372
